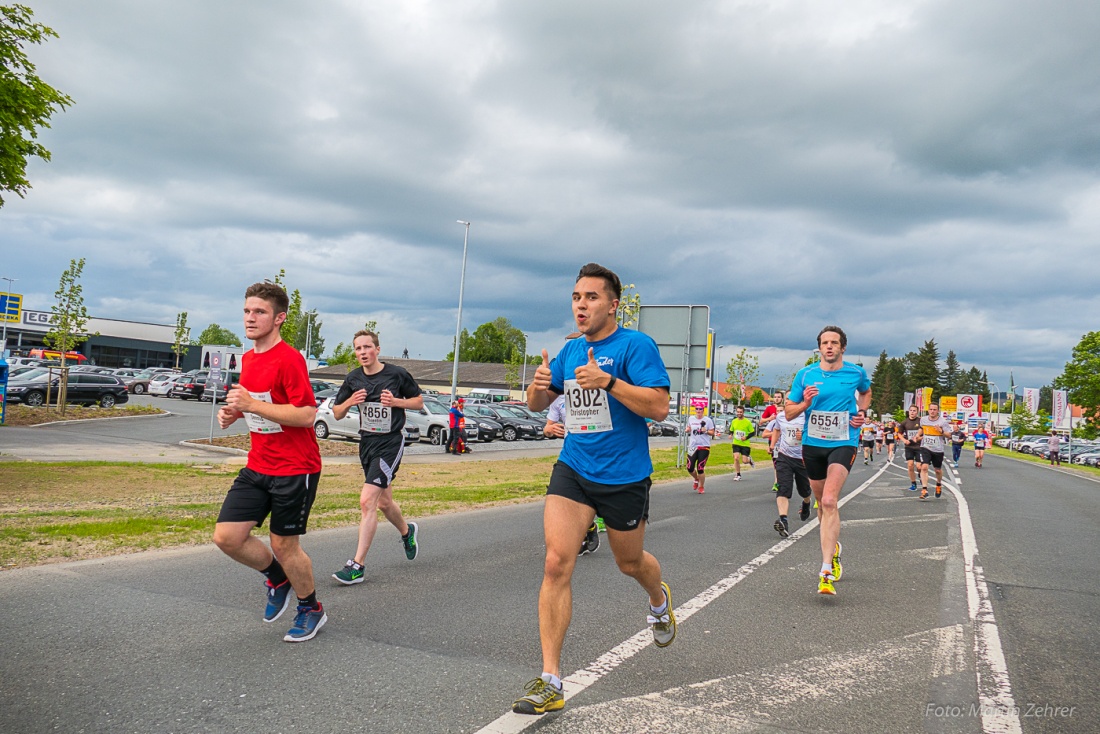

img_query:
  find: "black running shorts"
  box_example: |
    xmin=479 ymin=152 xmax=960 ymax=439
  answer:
xmin=801 ymin=445 xmax=857 ymax=481
xmin=904 ymin=445 xmax=921 ymax=462
xmin=731 ymin=444 xmax=752 ymax=457
xmin=358 ymin=431 xmax=405 ymax=488
xmin=217 ymin=467 xmax=321 ymax=536
xmin=918 ymin=449 xmax=945 ymax=469
xmin=862 ymin=440 xmax=876 ymax=449
xmin=687 ymin=447 xmax=711 ymax=474
xmin=546 ymin=461 xmax=650 ymax=532
xmin=775 ymin=452 xmax=812 ymax=499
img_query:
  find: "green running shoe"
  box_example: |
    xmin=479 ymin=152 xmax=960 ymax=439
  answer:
xmin=831 ymin=541 xmax=843 ymax=581
xmin=332 ymin=560 xmax=364 ymax=585
xmin=402 ymin=521 xmax=419 ymax=560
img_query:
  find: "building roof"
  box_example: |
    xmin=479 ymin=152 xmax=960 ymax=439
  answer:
xmin=311 ymin=357 xmax=514 ymax=389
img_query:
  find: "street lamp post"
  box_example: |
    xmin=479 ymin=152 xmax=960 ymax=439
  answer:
xmin=451 ymin=221 xmax=471 ymax=403
xmin=1 ymin=276 xmax=16 ymax=355
xmin=520 ymin=332 xmax=529 ymax=394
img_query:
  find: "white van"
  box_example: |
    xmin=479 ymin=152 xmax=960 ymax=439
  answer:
xmin=465 ymin=388 xmax=513 ymax=403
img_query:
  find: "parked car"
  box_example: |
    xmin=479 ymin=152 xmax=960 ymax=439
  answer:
xmin=654 ymin=419 xmax=682 ymax=436
xmin=313 ymin=386 xmax=340 ymax=406
xmin=111 ymin=368 xmax=157 ymax=395
xmin=6 ymin=372 xmax=130 ymax=408
xmin=406 ymin=399 xmax=484 ymax=445
xmin=169 ymin=372 xmax=231 ymax=402
xmin=1017 ymin=437 xmax=1049 ymax=455
xmin=312 ymin=397 xmax=419 ymax=444
xmin=149 ymin=373 xmax=186 ymax=397
xmin=464 ymin=403 xmax=541 ymax=441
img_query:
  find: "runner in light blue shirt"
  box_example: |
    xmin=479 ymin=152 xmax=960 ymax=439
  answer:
xmin=785 ymin=326 xmax=871 ymax=596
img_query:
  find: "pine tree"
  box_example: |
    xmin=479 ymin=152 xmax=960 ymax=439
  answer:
xmin=940 ymin=350 xmax=961 ymax=395
xmin=908 ymin=340 xmax=941 ymax=399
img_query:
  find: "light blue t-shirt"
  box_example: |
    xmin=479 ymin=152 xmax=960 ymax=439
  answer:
xmin=787 ymin=361 xmax=871 ymax=448
xmin=550 ymin=327 xmax=670 ymax=483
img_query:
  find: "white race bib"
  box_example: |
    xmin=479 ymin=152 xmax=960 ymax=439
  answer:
xmin=734 ymin=430 xmax=747 ymax=441
xmin=784 ymin=426 xmax=802 ymax=446
xmin=807 ymin=410 xmax=849 ymax=441
xmin=244 ymin=391 xmax=283 ymax=434
xmin=358 ymin=402 xmax=392 ymax=434
xmin=562 ymin=379 xmax=613 ymax=433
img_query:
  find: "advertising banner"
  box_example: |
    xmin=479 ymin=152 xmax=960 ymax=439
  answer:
xmin=957 ymin=394 xmax=981 ymax=417
xmin=1023 ymin=388 xmax=1039 ymax=415
xmin=1053 ymin=390 xmax=1068 ymax=427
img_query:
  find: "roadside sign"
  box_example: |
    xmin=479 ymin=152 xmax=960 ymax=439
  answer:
xmin=0 ymin=292 xmax=22 ymax=323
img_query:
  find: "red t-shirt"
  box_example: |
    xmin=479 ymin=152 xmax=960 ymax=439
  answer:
xmin=760 ymin=405 xmax=777 ymax=421
xmin=239 ymin=340 xmax=321 ymax=476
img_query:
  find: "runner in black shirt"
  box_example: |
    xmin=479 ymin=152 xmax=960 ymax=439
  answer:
xmin=331 ymin=330 xmax=424 ymax=585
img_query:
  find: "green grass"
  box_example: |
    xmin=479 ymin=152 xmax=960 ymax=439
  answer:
xmin=0 ymin=440 xmax=775 ymax=569
xmin=985 ymin=446 xmax=1100 ymax=477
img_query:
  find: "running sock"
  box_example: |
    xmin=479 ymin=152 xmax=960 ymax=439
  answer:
xmin=297 ymin=591 xmax=319 ymax=609
xmin=541 ymin=673 xmax=563 ymax=691
xmin=649 ymin=593 xmax=669 ymax=616
xmin=261 ymin=557 xmax=287 ymax=586
xmin=401 ymin=528 xmax=411 ymax=540
xmin=820 ymin=563 xmax=832 ymax=575
xmin=779 ymin=514 xmax=787 ymax=521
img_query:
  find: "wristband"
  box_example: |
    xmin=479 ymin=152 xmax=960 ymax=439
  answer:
xmin=605 ymin=375 xmax=617 ymax=392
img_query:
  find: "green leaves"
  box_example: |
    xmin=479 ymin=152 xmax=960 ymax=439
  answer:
xmin=0 ymin=4 xmax=73 ymax=206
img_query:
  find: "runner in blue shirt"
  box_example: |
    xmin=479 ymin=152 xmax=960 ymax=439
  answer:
xmin=786 ymin=326 xmax=871 ymax=596
xmin=513 ymin=263 xmax=675 ymax=716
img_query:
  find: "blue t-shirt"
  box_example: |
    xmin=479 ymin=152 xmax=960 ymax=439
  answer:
xmin=787 ymin=361 xmax=871 ymax=447
xmin=550 ymin=327 xmax=670 ymax=483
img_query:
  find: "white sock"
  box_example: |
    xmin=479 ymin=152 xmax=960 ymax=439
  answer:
xmin=540 ymin=672 xmax=562 ymax=690
xmin=821 ymin=563 xmax=832 ymax=575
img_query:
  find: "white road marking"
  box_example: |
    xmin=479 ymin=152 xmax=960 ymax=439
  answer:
xmin=514 ymin=625 xmax=969 ymax=733
xmin=475 ymin=462 xmax=893 ymax=734
xmin=939 ymin=474 xmax=1023 ymax=733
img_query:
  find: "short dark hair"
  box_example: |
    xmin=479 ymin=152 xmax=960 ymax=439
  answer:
xmin=576 ymin=263 xmax=622 ymax=300
xmin=245 ymin=282 xmax=289 ymax=315
xmin=817 ymin=325 xmax=848 ymax=349
xmin=353 ymin=330 xmax=379 ymax=348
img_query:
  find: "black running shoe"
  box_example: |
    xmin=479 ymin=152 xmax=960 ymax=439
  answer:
xmin=773 ymin=517 xmax=789 ymax=538
xmin=799 ymin=501 xmax=811 ymax=522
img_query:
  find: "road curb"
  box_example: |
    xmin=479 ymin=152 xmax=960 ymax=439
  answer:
xmin=24 ymin=410 xmax=172 ymax=428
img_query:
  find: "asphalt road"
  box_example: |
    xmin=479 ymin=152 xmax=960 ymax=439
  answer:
xmin=2 ymin=443 xmax=1096 ymax=733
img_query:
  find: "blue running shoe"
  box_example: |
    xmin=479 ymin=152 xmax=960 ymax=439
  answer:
xmin=284 ymin=603 xmax=327 ymax=642
xmin=908 ymin=482 xmax=918 ymax=492
xmin=264 ymin=579 xmax=292 ymax=623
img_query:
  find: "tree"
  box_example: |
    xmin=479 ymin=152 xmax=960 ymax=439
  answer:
xmin=1054 ymin=331 xmax=1100 ymax=429
xmin=44 ymin=258 xmax=95 ymax=412
xmin=326 ymin=342 xmax=356 ymax=370
xmin=445 ymin=317 xmax=531 ymax=363
xmin=1009 ymin=403 xmax=1041 ymax=437
xmin=908 ymin=340 xmax=941 ymax=398
xmin=725 ymin=348 xmax=761 ymax=406
xmin=748 ymin=388 xmax=766 ymax=407
xmin=616 ymin=283 xmax=641 ymax=328
xmin=940 ymin=350 xmax=961 ymax=395
xmin=295 ymin=309 xmax=324 ymax=357
xmin=172 ymin=312 xmax=189 ymax=369
xmin=870 ymin=351 xmax=906 ymax=416
xmin=0 ymin=4 xmax=73 ymax=207
xmin=195 ymin=323 xmax=242 ymax=347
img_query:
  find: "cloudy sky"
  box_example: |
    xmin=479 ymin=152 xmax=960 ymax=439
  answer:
xmin=3 ymin=0 xmax=1098 ymax=391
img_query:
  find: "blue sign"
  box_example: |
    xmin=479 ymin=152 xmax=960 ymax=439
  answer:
xmin=0 ymin=292 xmax=23 ymax=323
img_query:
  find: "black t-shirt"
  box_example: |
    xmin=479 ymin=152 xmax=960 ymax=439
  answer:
xmin=951 ymin=430 xmax=967 ymax=445
xmin=898 ymin=418 xmax=922 ymax=447
xmin=334 ymin=363 xmax=421 ymax=436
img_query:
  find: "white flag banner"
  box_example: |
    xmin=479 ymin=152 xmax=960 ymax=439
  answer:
xmin=957 ymin=394 xmax=981 ymax=417
xmin=903 ymin=392 xmax=914 ymax=411
xmin=1053 ymin=390 xmax=1068 ymax=427
xmin=1023 ymin=388 xmax=1040 ymax=415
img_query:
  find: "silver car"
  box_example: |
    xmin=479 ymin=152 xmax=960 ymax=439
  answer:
xmin=313 ymin=397 xmax=419 ymax=444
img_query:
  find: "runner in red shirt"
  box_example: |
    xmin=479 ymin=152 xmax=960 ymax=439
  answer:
xmin=212 ymin=282 xmax=326 ymax=643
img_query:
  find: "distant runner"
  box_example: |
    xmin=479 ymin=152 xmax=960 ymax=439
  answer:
xmin=728 ymin=405 xmax=756 ymax=481
xmin=918 ymin=402 xmax=952 ymax=499
xmin=771 ymin=393 xmax=812 ymax=538
xmin=686 ymin=405 xmax=716 ymax=494
xmin=883 ymin=417 xmax=896 ymax=462
xmin=972 ymin=423 xmax=991 ymax=467
xmin=897 ymin=405 xmax=923 ymax=492
xmin=860 ymin=413 xmax=876 ymax=464
xmin=950 ymin=423 xmax=968 ymax=468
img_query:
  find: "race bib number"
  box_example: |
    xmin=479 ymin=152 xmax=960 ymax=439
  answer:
xmin=906 ymin=430 xmax=920 ymax=441
xmin=359 ymin=402 xmax=392 ymax=434
xmin=562 ymin=379 xmax=613 ymax=433
xmin=244 ymin=391 xmax=283 ymax=434
xmin=784 ymin=426 xmax=802 ymax=446
xmin=921 ymin=435 xmax=943 ymax=449
xmin=734 ymin=430 xmax=747 ymax=441
xmin=807 ymin=411 xmax=849 ymax=441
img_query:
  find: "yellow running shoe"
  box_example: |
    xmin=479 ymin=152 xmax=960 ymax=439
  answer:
xmin=831 ymin=541 xmax=843 ymax=581
xmin=649 ymin=581 xmax=677 ymax=647
xmin=818 ymin=572 xmax=836 ymax=595
xmin=512 ymin=677 xmax=565 ymax=715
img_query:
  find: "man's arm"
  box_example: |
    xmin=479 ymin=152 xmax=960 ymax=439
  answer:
xmin=572 ymin=347 xmax=669 ymax=421
xmin=226 ymin=386 xmax=316 ymax=428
